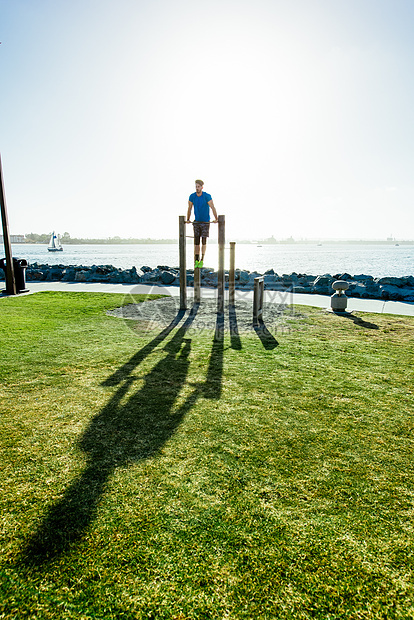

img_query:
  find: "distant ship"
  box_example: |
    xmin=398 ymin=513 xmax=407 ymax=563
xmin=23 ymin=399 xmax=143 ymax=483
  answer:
xmin=48 ymin=232 xmax=63 ymax=252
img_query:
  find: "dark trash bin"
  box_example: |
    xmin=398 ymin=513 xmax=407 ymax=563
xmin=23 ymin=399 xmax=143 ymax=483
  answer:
xmin=0 ymin=258 xmax=29 ymax=293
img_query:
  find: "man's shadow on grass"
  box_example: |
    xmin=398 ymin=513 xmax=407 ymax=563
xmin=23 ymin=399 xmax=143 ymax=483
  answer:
xmin=20 ymin=302 xmax=223 ymax=566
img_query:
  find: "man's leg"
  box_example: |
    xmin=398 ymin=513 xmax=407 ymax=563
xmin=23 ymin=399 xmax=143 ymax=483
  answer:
xmin=194 ymin=243 xmax=200 ymax=264
xmin=198 ymin=223 xmax=210 ymax=267
xmin=200 ymin=237 xmax=207 ymax=263
xmin=193 ymin=223 xmax=201 ymax=267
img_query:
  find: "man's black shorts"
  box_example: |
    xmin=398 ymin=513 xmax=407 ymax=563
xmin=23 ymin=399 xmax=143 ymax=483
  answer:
xmin=193 ymin=222 xmax=210 ymax=244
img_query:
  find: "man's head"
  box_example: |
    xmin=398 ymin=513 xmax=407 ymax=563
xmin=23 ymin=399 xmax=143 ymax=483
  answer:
xmin=195 ymin=179 xmax=204 ymax=195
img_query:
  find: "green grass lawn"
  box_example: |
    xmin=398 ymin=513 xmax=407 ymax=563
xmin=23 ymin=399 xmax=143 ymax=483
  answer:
xmin=1 ymin=291 xmax=413 ymax=619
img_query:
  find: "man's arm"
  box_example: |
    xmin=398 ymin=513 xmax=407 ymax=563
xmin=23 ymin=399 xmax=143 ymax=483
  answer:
xmin=186 ymin=201 xmax=193 ymax=222
xmin=208 ymin=200 xmax=218 ymax=223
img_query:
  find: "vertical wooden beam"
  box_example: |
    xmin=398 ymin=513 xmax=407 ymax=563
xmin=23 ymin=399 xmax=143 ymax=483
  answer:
xmin=229 ymin=241 xmax=235 ymax=307
xmin=217 ymin=215 xmax=225 ymax=313
xmin=253 ymin=276 xmax=264 ymax=323
xmin=194 ymin=263 xmax=200 ymax=304
xmin=0 ymin=155 xmax=16 ymax=295
xmin=179 ymin=216 xmax=187 ymax=310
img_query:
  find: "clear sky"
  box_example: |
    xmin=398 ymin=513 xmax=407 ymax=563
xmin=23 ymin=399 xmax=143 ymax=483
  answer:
xmin=1 ymin=0 xmax=413 ymax=240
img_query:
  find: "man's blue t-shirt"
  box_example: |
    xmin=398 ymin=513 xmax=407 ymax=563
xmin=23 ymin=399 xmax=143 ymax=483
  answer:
xmin=189 ymin=191 xmax=212 ymax=222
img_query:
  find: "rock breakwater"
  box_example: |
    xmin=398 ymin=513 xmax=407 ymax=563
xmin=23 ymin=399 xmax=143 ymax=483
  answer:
xmin=16 ymin=263 xmax=414 ymax=302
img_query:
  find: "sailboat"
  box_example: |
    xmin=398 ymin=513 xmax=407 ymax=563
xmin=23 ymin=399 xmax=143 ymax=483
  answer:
xmin=48 ymin=231 xmax=63 ymax=252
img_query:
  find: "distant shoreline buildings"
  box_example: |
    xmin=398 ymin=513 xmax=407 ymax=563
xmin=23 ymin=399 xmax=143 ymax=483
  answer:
xmin=1 ymin=234 xmax=413 ymax=245
xmin=0 ymin=234 xmax=25 ymax=243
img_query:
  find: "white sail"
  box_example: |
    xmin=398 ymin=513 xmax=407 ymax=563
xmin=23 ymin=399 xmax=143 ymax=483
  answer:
xmin=48 ymin=231 xmax=63 ymax=252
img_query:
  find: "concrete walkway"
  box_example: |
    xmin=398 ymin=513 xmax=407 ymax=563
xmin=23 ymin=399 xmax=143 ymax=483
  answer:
xmin=1 ymin=280 xmax=414 ymax=316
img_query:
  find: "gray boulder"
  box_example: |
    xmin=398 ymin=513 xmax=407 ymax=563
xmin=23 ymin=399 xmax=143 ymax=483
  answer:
xmin=203 ymin=271 xmax=218 ymax=286
xmin=334 ymin=273 xmax=352 ymax=281
xmin=297 ymin=274 xmax=314 ymax=285
xmin=61 ymin=268 xmax=77 ymax=281
xmin=160 ymin=270 xmax=176 ymax=285
xmin=312 ymin=274 xmax=333 ymax=294
xmin=44 ymin=267 xmax=63 ymax=281
xmin=248 ymin=271 xmax=263 ymax=284
xmin=141 ymin=270 xmax=160 ymax=282
xmin=75 ymin=270 xmax=88 ymax=282
xmin=402 ymin=276 xmax=414 ymax=287
xmin=376 ymin=276 xmax=405 ymax=287
xmin=380 ymin=285 xmax=414 ymax=301
xmin=238 ymin=270 xmax=250 ymax=284
xmin=347 ymin=283 xmax=367 ymax=298
xmin=27 ymin=270 xmax=45 ymax=281
xmin=107 ymin=271 xmax=125 ymax=284
xmin=291 ymin=285 xmax=312 ymax=294
xmin=353 ymin=274 xmax=374 ymax=283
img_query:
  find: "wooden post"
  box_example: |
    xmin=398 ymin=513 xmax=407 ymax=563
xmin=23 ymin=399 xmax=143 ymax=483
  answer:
xmin=253 ymin=276 xmax=264 ymax=323
xmin=217 ymin=215 xmax=225 ymax=313
xmin=179 ymin=216 xmax=187 ymax=310
xmin=0 ymin=155 xmax=16 ymax=295
xmin=229 ymin=241 xmax=235 ymax=307
xmin=194 ymin=262 xmax=200 ymax=304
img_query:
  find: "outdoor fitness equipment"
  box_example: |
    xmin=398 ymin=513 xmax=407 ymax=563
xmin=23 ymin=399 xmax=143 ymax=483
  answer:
xmin=179 ymin=215 xmax=232 ymax=313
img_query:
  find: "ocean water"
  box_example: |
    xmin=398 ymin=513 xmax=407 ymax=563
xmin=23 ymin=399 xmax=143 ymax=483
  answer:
xmin=10 ymin=242 xmax=414 ymax=279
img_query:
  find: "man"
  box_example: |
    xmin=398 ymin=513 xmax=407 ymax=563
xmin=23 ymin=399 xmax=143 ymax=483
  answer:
xmin=186 ymin=179 xmax=218 ymax=268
